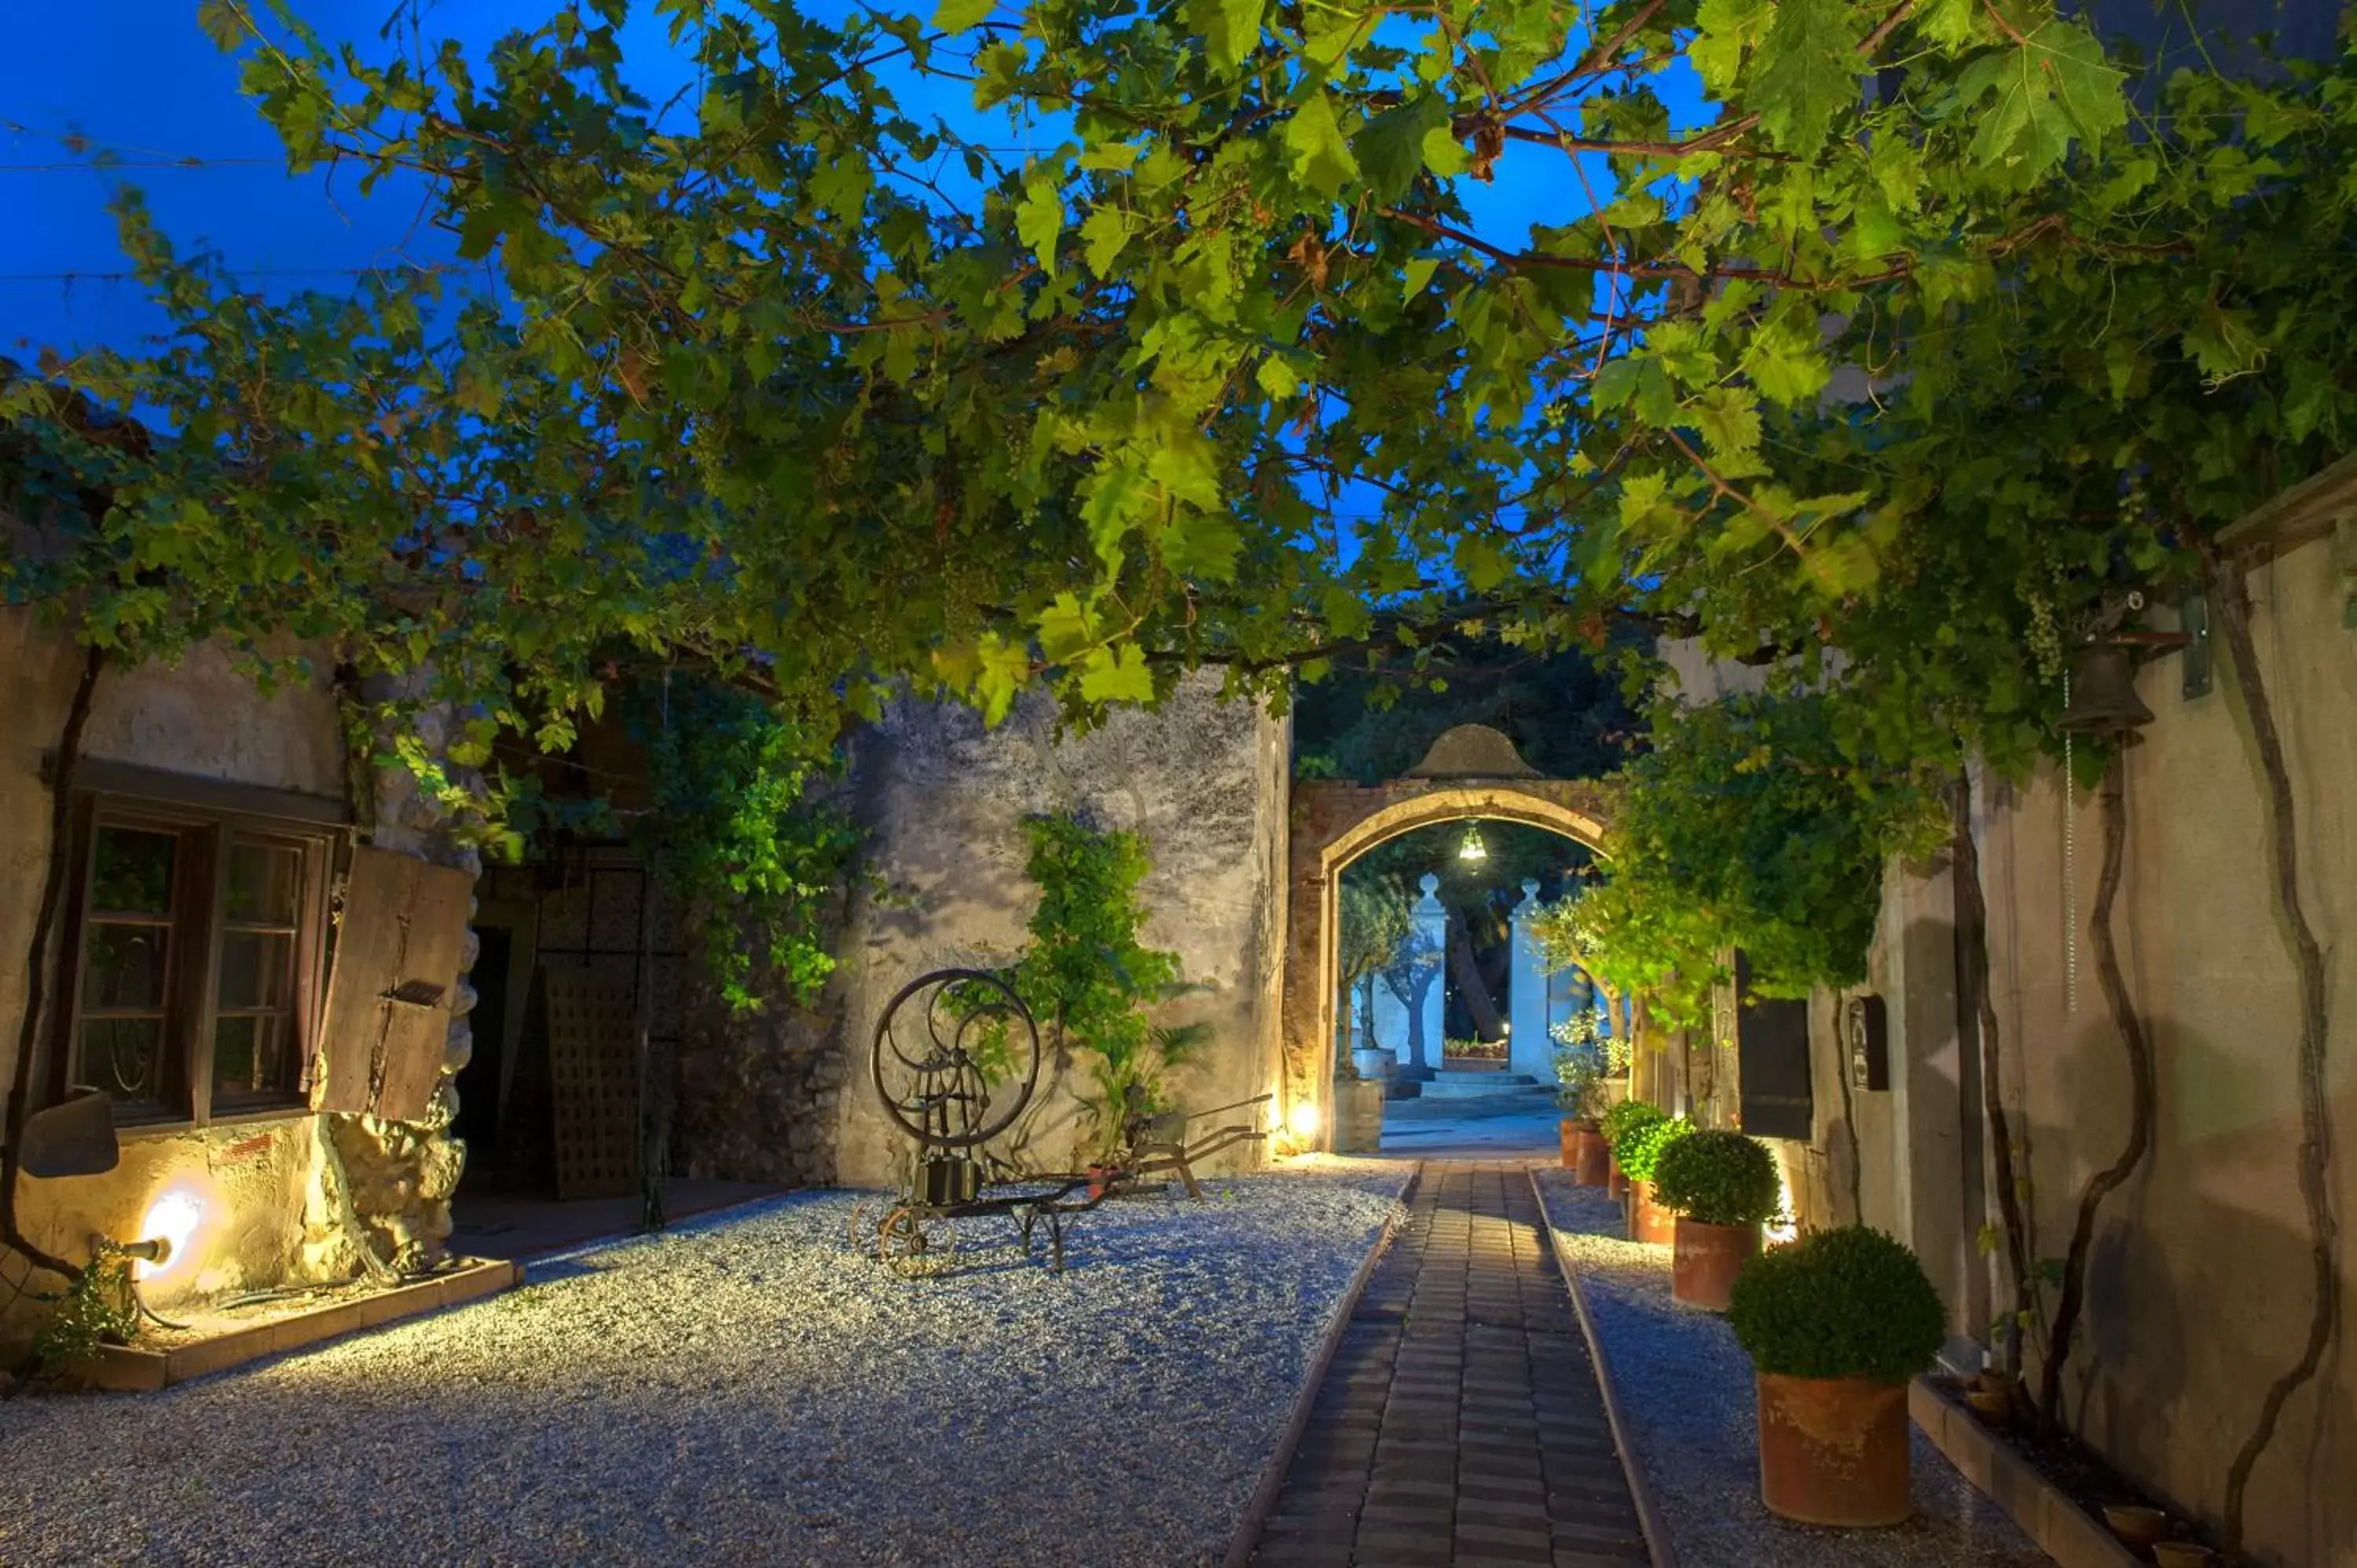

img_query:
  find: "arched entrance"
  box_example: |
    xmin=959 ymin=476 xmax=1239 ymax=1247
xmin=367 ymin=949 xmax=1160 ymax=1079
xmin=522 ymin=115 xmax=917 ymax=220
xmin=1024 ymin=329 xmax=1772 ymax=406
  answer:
xmin=1281 ymin=726 xmax=1611 ymax=1147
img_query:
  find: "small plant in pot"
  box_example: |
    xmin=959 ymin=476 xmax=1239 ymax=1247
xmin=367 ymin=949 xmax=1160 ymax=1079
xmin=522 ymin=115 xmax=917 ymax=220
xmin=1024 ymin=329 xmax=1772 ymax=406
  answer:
xmin=1653 ymin=1130 xmax=1781 ymax=1310
xmin=1551 ymin=1016 xmax=1609 ymax=1178
xmin=1618 ymin=1116 xmax=1692 ymax=1246
xmin=1600 ymin=1099 xmax=1665 ymax=1202
xmin=1725 ymin=1226 xmax=1947 ymax=1528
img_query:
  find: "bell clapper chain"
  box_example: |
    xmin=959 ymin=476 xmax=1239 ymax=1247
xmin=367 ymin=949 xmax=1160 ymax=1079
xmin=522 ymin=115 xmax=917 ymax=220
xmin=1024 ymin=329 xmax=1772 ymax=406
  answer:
xmin=2063 ymin=671 xmax=2077 ymax=1017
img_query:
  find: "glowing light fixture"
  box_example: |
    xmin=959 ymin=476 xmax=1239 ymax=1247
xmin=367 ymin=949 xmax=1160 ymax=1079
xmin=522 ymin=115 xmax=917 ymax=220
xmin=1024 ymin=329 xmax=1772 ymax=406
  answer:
xmin=1457 ymin=824 xmax=1488 ymax=863
xmin=132 ymin=1189 xmax=206 ymax=1283
xmin=1286 ymin=1101 xmax=1322 ymax=1141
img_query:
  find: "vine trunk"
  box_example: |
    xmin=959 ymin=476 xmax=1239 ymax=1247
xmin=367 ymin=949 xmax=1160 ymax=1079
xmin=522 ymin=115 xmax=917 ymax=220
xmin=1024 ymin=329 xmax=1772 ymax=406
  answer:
xmin=2038 ymin=751 xmax=2157 ymax=1430
xmin=1950 ymin=770 xmax=2038 ymax=1390
xmin=2207 ymin=550 xmax=2338 ymax=1563
xmin=2 ymin=647 xmax=105 ymax=1285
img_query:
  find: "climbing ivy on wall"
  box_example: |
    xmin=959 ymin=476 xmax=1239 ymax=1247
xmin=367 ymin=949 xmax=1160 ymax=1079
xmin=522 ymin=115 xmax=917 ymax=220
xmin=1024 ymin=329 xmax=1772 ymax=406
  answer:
xmin=624 ymin=676 xmax=867 ymax=1013
xmin=1010 ymin=813 xmax=1200 ymax=1156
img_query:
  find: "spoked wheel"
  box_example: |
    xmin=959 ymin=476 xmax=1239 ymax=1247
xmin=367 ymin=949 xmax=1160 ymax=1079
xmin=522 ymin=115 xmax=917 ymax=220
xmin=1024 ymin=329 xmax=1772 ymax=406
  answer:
xmin=870 ymin=969 xmax=1043 ymax=1152
xmin=848 ymin=1191 xmax=894 ymax=1251
xmin=876 ymin=1206 xmax=959 ymax=1278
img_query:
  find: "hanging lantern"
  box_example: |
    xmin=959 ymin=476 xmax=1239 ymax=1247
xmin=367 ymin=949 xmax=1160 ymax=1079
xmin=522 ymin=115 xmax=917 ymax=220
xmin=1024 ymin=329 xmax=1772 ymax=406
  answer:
xmin=2058 ymin=644 xmax=2154 ymax=736
xmin=1458 ymin=823 xmax=1488 ymax=863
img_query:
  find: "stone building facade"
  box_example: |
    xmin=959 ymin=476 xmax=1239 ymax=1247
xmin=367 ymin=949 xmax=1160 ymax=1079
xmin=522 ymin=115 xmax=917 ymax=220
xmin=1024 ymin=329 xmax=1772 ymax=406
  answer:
xmin=0 ymin=613 xmax=476 ymax=1348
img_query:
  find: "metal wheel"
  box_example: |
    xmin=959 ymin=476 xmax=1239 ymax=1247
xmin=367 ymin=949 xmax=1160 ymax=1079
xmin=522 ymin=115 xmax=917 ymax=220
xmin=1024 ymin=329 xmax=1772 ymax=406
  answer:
xmin=848 ymin=1191 xmax=893 ymax=1251
xmin=876 ymin=1206 xmax=959 ymax=1278
xmin=869 ymin=969 xmax=1043 ymax=1150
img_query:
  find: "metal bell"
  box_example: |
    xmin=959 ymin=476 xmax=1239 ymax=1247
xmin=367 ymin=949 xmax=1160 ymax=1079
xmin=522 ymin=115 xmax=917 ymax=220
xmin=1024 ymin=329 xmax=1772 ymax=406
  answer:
xmin=2058 ymin=643 xmax=2154 ymax=735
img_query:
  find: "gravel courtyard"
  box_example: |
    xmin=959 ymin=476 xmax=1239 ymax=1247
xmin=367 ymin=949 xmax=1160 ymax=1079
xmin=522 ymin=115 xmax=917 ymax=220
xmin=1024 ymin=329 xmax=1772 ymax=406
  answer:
xmin=0 ymin=1162 xmax=1407 ymax=1568
xmin=1531 ymin=1171 xmax=2044 ymax=1568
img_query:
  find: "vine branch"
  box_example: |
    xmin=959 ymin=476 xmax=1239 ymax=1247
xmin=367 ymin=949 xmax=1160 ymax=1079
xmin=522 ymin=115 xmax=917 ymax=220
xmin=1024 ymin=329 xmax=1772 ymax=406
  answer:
xmin=1950 ymin=768 xmax=2038 ymax=1394
xmin=2 ymin=646 xmax=106 ymax=1285
xmin=2207 ymin=551 xmax=2338 ymax=1563
xmin=2038 ymin=749 xmax=2157 ymax=1430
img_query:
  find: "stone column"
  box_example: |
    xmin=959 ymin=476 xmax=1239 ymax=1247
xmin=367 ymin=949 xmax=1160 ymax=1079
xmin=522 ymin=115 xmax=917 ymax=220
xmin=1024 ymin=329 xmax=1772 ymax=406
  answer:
xmin=1405 ymin=874 xmax=1447 ymax=1075
xmin=1508 ymin=880 xmax=1554 ymax=1080
xmin=1370 ymin=975 xmax=1409 ymax=1058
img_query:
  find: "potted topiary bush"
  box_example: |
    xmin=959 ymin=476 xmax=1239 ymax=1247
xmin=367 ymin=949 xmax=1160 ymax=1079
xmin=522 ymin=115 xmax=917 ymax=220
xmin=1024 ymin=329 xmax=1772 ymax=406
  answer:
xmin=1618 ymin=1115 xmax=1692 ymax=1245
xmin=1600 ymin=1098 xmax=1664 ymax=1202
xmin=1652 ymin=1130 xmax=1781 ymax=1310
xmin=1725 ymin=1226 xmax=1947 ymax=1528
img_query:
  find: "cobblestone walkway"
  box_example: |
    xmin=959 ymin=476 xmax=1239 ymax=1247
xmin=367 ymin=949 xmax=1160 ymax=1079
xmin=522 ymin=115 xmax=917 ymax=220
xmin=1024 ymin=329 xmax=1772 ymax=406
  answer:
xmin=1248 ymin=1162 xmax=1653 ymax=1568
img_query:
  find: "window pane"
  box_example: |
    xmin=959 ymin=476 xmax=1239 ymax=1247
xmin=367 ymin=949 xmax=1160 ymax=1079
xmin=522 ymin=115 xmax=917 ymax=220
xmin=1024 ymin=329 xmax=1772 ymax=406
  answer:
xmin=89 ymin=826 xmax=176 ymax=914
xmin=82 ymin=924 xmax=171 ymax=1010
xmin=75 ymin=1017 xmax=163 ymax=1102
xmin=216 ymin=932 xmax=292 ymax=1012
xmin=211 ymin=1014 xmax=289 ymax=1099
xmin=225 ymin=841 xmax=302 ymax=925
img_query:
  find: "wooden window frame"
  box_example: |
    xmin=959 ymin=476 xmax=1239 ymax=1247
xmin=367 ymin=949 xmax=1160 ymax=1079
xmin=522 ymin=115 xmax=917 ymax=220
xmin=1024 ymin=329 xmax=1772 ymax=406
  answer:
xmin=49 ymin=785 xmax=343 ymax=1130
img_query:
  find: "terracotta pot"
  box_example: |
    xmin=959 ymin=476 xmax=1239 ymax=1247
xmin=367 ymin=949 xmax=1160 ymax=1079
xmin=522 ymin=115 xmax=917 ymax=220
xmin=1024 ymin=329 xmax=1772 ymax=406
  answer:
xmin=1574 ymin=1130 xmax=1611 ymax=1187
xmin=1964 ymin=1389 xmax=2011 ymax=1426
xmin=1626 ymin=1181 xmax=1677 ymax=1247
xmin=2151 ymin=1544 xmax=2214 ymax=1568
xmin=1754 ymin=1372 xmax=1913 ymax=1528
xmin=1560 ymin=1117 xmax=1583 ymax=1168
xmin=1671 ymin=1218 xmax=1761 ymax=1310
xmin=2102 ymin=1505 xmax=2168 ymax=1549
xmin=1607 ymin=1156 xmax=1628 ymax=1200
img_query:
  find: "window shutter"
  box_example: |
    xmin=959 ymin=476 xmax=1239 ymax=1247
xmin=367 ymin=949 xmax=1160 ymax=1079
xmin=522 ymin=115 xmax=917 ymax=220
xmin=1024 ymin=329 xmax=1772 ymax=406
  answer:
xmin=313 ymin=846 xmax=474 ymax=1121
xmin=1734 ymin=951 xmax=1815 ymax=1141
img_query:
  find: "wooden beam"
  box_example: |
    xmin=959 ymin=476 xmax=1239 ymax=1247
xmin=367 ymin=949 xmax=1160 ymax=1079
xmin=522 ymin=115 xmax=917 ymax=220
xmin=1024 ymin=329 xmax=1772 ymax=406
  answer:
xmin=46 ymin=755 xmax=351 ymax=826
xmin=2216 ymin=451 xmax=2357 ymax=558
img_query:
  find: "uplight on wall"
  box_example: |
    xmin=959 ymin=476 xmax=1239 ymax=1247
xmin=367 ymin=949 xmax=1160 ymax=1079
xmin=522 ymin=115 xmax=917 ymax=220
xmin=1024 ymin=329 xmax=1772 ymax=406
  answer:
xmin=1286 ymin=1101 xmax=1321 ymax=1141
xmin=132 ymin=1187 xmax=208 ymax=1284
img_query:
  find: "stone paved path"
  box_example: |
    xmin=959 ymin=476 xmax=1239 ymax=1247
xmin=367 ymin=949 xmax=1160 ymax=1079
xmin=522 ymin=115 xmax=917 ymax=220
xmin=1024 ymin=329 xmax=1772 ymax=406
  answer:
xmin=1249 ymin=1161 xmax=1653 ymax=1568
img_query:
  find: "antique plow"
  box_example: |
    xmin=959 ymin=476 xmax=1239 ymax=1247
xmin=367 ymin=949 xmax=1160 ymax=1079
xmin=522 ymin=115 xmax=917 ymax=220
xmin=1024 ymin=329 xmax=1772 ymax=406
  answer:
xmin=852 ymin=967 xmax=1269 ymax=1277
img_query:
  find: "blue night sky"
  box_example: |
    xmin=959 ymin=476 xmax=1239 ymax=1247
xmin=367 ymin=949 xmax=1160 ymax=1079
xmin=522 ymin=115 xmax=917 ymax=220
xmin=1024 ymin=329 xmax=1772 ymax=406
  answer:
xmin=2 ymin=5 xmax=1679 ymax=368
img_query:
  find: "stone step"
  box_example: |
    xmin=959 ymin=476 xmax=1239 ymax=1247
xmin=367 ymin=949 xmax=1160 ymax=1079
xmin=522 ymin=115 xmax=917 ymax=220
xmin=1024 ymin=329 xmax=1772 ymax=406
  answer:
xmin=1417 ymin=1071 xmax=1553 ymax=1099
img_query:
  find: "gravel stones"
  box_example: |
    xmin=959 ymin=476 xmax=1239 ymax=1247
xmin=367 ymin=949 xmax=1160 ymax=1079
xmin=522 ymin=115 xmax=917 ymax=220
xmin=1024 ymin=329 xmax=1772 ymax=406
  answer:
xmin=1530 ymin=1171 xmax=2048 ymax=1568
xmin=0 ymin=1161 xmax=1406 ymax=1568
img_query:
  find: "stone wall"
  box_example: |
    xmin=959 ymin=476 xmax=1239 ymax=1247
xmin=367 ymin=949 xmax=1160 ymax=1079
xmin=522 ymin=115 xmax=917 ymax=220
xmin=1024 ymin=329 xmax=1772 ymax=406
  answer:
xmin=674 ymin=966 xmax=849 ymax=1187
xmin=826 ymin=676 xmax=1291 ymax=1189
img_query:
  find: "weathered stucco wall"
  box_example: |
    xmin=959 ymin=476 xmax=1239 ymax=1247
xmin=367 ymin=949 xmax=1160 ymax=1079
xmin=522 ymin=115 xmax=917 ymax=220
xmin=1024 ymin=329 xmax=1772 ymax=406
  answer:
xmin=1 ymin=609 xmax=351 ymax=1339
xmin=828 ymin=677 xmax=1290 ymax=1189
xmin=1776 ymin=531 xmax=2357 ymax=1567
xmin=1767 ymin=854 xmax=1985 ymax=1363
xmin=1659 ymin=526 xmax=2356 ymax=1562
xmin=1966 ymin=534 xmax=2357 ymax=1568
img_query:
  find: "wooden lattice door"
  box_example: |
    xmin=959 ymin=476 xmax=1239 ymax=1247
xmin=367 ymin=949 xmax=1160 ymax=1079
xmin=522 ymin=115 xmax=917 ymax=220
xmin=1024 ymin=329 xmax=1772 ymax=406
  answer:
xmin=541 ymin=968 xmax=640 ymax=1199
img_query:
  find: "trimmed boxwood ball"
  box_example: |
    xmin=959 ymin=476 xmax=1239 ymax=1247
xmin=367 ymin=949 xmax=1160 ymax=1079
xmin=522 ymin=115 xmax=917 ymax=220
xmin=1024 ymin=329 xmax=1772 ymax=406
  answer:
xmin=1600 ymin=1099 xmax=1666 ymax=1160
xmin=1725 ymin=1226 xmax=1947 ymax=1383
xmin=1653 ymin=1129 xmax=1782 ymax=1225
xmin=1617 ymin=1115 xmax=1692 ymax=1184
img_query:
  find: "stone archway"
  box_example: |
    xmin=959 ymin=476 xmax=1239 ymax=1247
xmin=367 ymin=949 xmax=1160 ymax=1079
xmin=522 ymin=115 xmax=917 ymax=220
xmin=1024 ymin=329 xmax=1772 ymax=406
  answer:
xmin=1282 ymin=726 xmax=1611 ymax=1147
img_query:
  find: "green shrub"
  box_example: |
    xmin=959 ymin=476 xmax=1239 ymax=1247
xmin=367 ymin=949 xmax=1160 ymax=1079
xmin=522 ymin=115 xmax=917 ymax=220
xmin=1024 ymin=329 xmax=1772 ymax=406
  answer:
xmin=1618 ymin=1115 xmax=1692 ymax=1183
xmin=1600 ymin=1098 xmax=1666 ymax=1157
xmin=1725 ymin=1226 xmax=1947 ymax=1383
xmin=1652 ymin=1130 xmax=1782 ymax=1225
